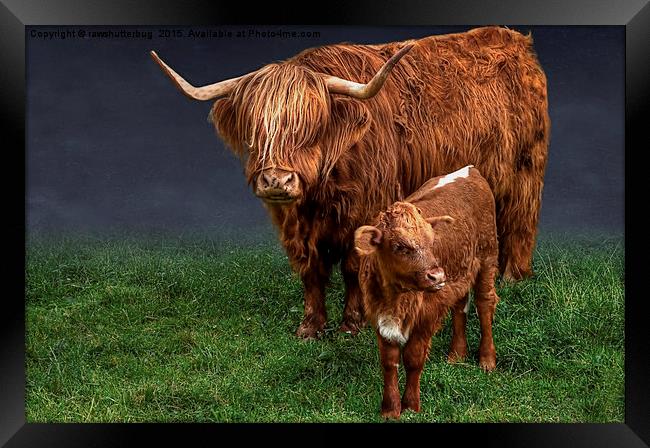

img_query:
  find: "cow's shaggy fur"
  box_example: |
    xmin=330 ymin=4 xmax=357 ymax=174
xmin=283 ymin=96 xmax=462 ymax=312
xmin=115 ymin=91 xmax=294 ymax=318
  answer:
xmin=207 ymin=26 xmax=548 ymax=338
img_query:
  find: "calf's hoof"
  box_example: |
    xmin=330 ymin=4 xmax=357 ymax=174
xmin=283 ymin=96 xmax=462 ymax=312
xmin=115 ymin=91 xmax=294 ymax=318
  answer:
xmin=380 ymin=406 xmax=401 ymax=420
xmin=479 ymin=355 xmax=497 ymax=372
xmin=401 ymin=398 xmax=421 ymax=413
xmin=295 ymin=319 xmax=325 ymax=340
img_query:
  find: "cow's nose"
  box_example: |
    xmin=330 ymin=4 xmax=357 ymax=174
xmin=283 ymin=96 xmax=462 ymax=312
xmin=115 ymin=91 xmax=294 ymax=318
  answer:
xmin=260 ymin=172 xmax=274 ymax=188
xmin=255 ymin=168 xmax=300 ymax=202
xmin=281 ymin=172 xmax=295 ymax=187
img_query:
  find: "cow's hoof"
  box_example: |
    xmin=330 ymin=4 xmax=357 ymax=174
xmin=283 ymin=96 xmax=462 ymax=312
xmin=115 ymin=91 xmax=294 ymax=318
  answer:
xmin=447 ymin=347 xmax=467 ymax=363
xmin=502 ymin=266 xmax=533 ymax=282
xmin=295 ymin=321 xmax=325 ymax=340
xmin=339 ymin=318 xmax=364 ymax=336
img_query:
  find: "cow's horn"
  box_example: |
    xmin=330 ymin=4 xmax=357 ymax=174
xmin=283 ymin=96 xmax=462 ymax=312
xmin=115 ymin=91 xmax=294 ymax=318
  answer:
xmin=150 ymin=50 xmax=246 ymax=101
xmin=324 ymin=43 xmax=414 ymax=99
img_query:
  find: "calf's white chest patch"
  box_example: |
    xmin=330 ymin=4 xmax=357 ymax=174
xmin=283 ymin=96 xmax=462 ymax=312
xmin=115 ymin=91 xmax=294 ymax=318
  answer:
xmin=377 ymin=315 xmax=408 ymax=345
xmin=432 ymin=165 xmax=473 ymax=190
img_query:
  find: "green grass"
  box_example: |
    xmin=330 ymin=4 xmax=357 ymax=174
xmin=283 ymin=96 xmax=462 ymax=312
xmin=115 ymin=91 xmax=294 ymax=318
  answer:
xmin=25 ymin=234 xmax=624 ymax=422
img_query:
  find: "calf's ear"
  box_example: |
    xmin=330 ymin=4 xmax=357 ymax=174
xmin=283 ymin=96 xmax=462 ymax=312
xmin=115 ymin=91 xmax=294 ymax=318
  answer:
xmin=426 ymin=215 xmax=455 ymax=230
xmin=354 ymin=225 xmax=382 ymax=255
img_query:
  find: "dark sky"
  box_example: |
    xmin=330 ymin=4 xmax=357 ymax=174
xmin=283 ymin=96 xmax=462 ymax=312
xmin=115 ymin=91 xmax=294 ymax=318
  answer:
xmin=26 ymin=26 xmax=624 ymax=238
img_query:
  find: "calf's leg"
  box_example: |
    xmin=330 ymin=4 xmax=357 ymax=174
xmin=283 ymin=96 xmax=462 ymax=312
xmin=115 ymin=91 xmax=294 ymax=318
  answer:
xmin=474 ymin=262 xmax=500 ymax=371
xmin=377 ymin=333 xmax=402 ymax=419
xmin=401 ymin=331 xmax=432 ymax=413
xmin=448 ymin=294 xmax=469 ymax=363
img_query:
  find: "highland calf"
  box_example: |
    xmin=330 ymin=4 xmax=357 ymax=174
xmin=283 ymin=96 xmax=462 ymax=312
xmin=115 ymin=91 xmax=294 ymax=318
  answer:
xmin=355 ymin=166 xmax=500 ymax=419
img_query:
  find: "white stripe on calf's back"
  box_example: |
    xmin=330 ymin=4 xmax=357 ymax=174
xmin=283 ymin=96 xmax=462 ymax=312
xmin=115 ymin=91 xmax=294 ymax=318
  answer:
xmin=433 ymin=165 xmax=474 ymax=190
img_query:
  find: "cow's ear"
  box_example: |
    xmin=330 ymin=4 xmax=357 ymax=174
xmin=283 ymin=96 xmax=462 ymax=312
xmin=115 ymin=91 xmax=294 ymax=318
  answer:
xmin=321 ymin=98 xmax=372 ymax=176
xmin=209 ymin=98 xmax=244 ymax=155
xmin=330 ymin=97 xmax=372 ymax=142
xmin=355 ymin=225 xmax=383 ymax=255
xmin=426 ymin=215 xmax=455 ymax=230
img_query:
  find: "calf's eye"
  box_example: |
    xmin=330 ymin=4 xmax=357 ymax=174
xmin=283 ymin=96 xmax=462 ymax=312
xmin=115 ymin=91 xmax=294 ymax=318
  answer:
xmin=393 ymin=243 xmax=414 ymax=254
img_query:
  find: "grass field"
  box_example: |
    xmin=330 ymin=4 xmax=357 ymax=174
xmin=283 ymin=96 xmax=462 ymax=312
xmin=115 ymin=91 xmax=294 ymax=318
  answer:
xmin=25 ymin=233 xmax=624 ymax=422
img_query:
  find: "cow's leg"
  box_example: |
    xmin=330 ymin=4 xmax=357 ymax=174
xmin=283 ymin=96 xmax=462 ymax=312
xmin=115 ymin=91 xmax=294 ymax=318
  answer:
xmin=474 ymin=262 xmax=500 ymax=371
xmin=339 ymin=253 xmax=365 ymax=335
xmin=447 ymin=294 xmax=469 ymax=363
xmin=295 ymin=260 xmax=332 ymax=340
xmin=401 ymin=330 xmax=432 ymax=413
xmin=497 ymin=194 xmax=537 ymax=282
xmin=377 ymin=333 xmax=402 ymax=419
xmin=497 ymin=139 xmax=547 ymax=281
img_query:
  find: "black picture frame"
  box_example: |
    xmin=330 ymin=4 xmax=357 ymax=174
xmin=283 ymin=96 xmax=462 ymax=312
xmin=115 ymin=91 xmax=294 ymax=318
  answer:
xmin=2 ymin=0 xmax=647 ymax=446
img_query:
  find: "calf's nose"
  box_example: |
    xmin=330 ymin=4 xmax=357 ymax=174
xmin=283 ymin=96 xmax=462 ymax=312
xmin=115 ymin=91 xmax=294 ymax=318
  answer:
xmin=426 ymin=268 xmax=446 ymax=284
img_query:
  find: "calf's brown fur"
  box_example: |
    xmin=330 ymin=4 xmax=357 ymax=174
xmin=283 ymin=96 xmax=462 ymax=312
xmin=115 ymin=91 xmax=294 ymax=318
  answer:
xmin=355 ymin=166 xmax=500 ymax=418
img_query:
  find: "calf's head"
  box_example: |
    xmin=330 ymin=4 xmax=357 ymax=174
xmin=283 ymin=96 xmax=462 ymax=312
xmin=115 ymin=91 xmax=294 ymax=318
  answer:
xmin=150 ymin=45 xmax=413 ymax=205
xmin=355 ymin=202 xmax=454 ymax=292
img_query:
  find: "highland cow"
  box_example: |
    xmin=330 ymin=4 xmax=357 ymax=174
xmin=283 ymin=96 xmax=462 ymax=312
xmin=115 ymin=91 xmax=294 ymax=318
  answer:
xmin=151 ymin=26 xmax=548 ymax=339
xmin=355 ymin=166 xmax=500 ymax=419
